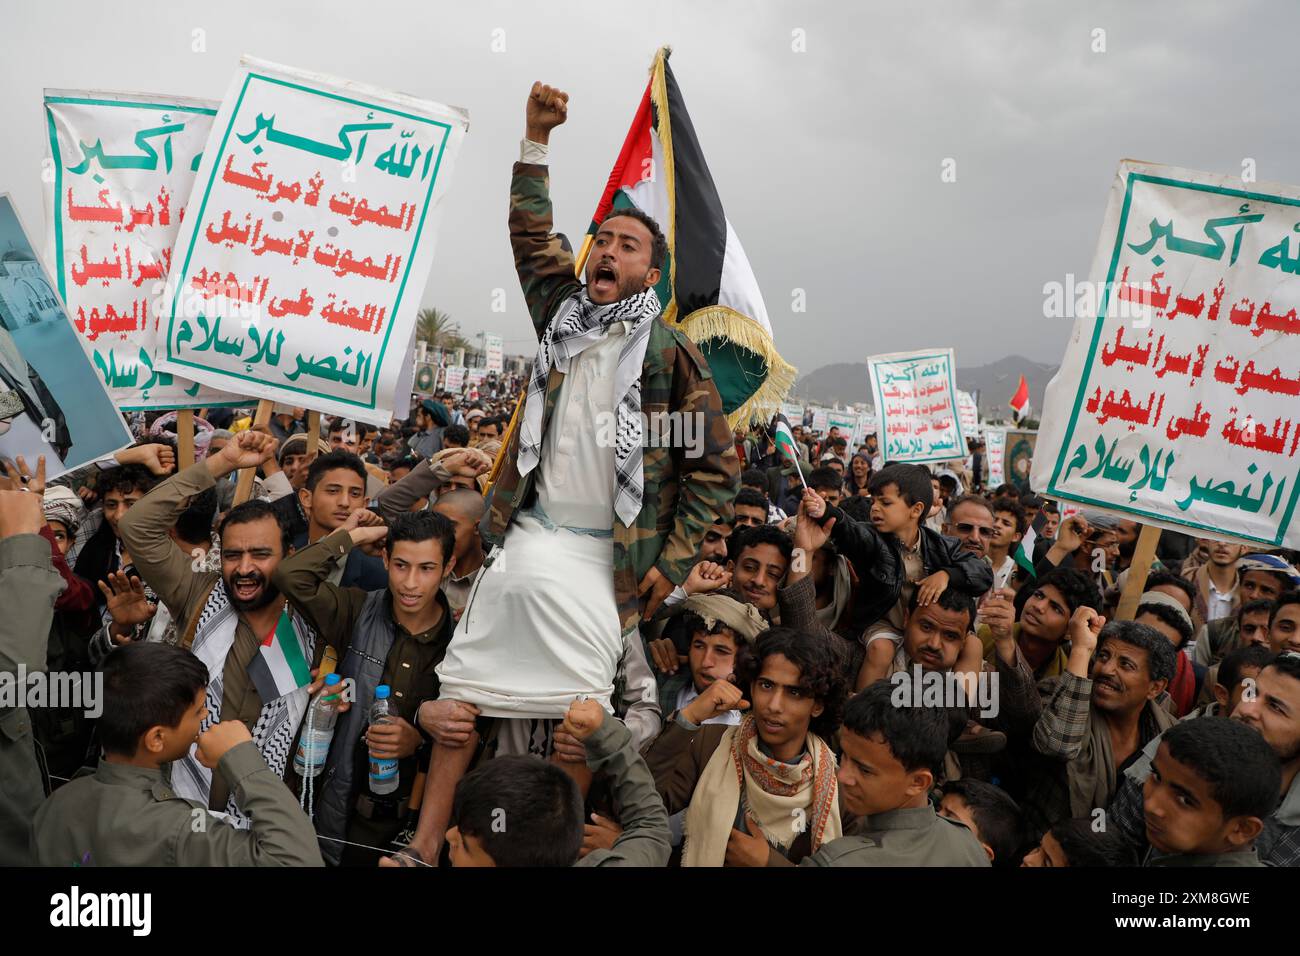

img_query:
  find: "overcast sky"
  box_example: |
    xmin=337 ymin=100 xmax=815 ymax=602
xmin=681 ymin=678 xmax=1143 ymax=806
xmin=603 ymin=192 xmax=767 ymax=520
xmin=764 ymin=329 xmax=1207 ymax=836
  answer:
xmin=3 ymin=0 xmax=1299 ymax=379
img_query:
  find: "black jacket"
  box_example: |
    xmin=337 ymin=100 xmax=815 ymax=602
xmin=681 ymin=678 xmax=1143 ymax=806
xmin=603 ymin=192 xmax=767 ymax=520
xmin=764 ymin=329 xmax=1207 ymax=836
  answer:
xmin=816 ymin=503 xmax=993 ymax=631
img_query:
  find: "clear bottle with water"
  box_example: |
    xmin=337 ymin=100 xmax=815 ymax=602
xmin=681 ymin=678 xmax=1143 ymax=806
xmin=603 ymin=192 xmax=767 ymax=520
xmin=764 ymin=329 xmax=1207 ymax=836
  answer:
xmin=368 ymin=684 xmax=399 ymax=795
xmin=294 ymin=673 xmax=342 ymax=779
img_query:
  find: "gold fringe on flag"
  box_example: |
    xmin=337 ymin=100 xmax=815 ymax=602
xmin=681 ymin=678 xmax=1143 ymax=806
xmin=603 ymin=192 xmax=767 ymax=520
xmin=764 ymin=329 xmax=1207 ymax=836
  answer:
xmin=678 ymin=304 xmax=799 ymax=429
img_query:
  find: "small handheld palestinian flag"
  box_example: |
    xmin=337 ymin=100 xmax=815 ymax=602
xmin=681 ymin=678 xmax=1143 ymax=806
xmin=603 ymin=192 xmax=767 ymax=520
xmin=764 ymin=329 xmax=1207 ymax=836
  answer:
xmin=247 ymin=610 xmax=312 ymax=703
xmin=1014 ymin=510 xmax=1048 ymax=579
xmin=772 ymin=414 xmax=808 ymax=491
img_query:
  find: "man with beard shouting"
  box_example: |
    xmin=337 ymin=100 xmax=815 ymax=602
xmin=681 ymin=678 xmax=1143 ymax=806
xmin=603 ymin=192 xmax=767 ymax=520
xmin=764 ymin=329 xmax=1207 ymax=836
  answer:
xmin=398 ymin=80 xmax=737 ymax=865
xmin=116 ymin=430 xmax=334 ymax=824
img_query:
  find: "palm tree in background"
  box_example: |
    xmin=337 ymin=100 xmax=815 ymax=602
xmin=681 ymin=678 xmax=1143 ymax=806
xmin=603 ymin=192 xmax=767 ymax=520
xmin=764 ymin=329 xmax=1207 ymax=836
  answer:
xmin=416 ymin=307 xmax=469 ymax=353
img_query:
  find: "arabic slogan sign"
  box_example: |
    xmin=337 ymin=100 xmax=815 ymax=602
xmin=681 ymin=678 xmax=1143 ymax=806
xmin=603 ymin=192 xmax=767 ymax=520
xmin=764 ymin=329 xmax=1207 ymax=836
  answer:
xmin=443 ymin=365 xmax=466 ymax=392
xmin=867 ymin=349 xmax=964 ymax=463
xmin=957 ymin=390 xmax=980 ymax=442
xmin=482 ymin=333 xmax=503 ymax=375
xmin=1034 ymin=161 xmax=1300 ymax=547
xmin=0 ymin=196 xmax=133 ymax=478
xmin=158 ymin=58 xmax=468 ymax=426
xmin=43 ymin=90 xmax=239 ymax=410
xmin=985 ymin=427 xmax=1006 ymax=486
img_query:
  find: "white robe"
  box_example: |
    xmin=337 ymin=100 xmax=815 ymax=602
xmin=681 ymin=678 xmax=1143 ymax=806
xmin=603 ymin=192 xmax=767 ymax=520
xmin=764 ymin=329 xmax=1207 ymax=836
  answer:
xmin=435 ymin=323 xmax=630 ymax=718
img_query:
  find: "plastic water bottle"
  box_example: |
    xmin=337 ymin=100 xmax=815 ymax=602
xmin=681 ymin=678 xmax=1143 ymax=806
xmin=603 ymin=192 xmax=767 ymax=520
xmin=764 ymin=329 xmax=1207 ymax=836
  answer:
xmin=294 ymin=673 xmax=342 ymax=779
xmin=368 ymin=684 xmax=399 ymax=795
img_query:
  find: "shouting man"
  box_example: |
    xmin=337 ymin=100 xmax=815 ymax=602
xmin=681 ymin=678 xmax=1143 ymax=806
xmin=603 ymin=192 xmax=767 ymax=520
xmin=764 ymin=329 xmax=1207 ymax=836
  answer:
xmin=407 ymin=81 xmax=737 ymax=863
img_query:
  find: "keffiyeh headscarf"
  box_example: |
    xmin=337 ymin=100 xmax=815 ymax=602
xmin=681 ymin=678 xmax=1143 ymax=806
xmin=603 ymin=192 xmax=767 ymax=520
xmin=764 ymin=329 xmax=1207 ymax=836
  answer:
xmin=42 ymin=485 xmax=86 ymax=535
xmin=516 ymin=287 xmax=661 ymax=526
xmin=682 ymin=713 xmax=841 ymax=866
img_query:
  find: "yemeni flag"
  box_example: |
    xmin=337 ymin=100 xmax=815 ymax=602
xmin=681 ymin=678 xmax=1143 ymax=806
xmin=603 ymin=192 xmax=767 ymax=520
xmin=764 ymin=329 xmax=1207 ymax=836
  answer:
xmin=583 ymin=47 xmax=795 ymax=426
xmin=1013 ymin=511 xmax=1048 ymax=578
xmin=247 ymin=610 xmax=311 ymax=703
xmin=1008 ymin=375 xmax=1030 ymax=421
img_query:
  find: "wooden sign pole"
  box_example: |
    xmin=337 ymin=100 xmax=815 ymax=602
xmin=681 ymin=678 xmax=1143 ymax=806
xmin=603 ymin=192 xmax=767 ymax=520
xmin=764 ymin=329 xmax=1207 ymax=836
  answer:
xmin=305 ymin=410 xmax=321 ymax=464
xmin=232 ymin=400 xmax=273 ymax=505
xmin=1115 ymin=524 xmax=1163 ymax=621
xmin=176 ymin=409 xmax=195 ymax=468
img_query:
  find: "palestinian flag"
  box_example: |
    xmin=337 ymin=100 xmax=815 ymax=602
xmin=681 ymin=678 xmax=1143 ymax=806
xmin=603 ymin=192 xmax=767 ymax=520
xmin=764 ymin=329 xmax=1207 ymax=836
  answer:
xmin=1013 ymin=511 xmax=1048 ymax=578
xmin=247 ymin=610 xmax=311 ymax=703
xmin=772 ymin=413 xmax=801 ymax=464
xmin=583 ymin=46 xmax=795 ymax=426
xmin=1008 ymin=375 xmax=1030 ymax=421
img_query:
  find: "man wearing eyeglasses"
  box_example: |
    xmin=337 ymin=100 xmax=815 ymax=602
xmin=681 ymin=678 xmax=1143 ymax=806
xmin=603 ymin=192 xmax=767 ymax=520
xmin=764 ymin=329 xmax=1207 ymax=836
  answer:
xmin=943 ymin=494 xmax=997 ymax=561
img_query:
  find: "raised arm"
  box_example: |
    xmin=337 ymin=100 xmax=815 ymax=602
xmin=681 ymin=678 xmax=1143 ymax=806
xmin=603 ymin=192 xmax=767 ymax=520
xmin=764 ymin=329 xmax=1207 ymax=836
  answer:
xmin=269 ymin=519 xmax=378 ymax=650
xmin=566 ymin=702 xmax=670 ymax=867
xmin=511 ymin=82 xmax=582 ymax=335
xmin=1030 ymin=608 xmax=1102 ymax=760
xmin=177 ymin=728 xmax=323 ymax=866
xmin=374 ymin=447 xmax=491 ymax=523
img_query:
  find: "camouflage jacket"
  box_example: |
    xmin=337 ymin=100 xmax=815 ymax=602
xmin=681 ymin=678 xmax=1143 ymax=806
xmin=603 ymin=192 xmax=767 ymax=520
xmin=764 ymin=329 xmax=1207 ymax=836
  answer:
xmin=489 ymin=162 xmax=738 ymax=633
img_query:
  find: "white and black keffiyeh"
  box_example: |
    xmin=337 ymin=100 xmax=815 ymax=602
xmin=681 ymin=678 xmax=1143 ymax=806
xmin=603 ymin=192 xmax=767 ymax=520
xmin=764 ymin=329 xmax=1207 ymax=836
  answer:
xmin=170 ymin=583 xmax=314 ymax=829
xmin=517 ymin=286 xmax=661 ymax=526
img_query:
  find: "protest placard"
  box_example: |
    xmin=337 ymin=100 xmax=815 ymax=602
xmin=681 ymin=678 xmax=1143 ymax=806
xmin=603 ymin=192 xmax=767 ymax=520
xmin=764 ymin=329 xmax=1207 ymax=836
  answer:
xmin=867 ymin=348 xmax=964 ymax=463
xmin=156 ymin=57 xmax=468 ymax=426
xmin=1033 ymin=161 xmax=1300 ymax=547
xmin=957 ymin=389 xmax=980 ymax=443
xmin=43 ymin=89 xmax=240 ymax=409
xmin=0 ymin=196 xmax=133 ymax=477
xmin=811 ymin=406 xmax=830 ymax=434
xmin=827 ymin=411 xmax=858 ymax=447
xmin=986 ymin=427 xmax=1006 ymax=486
xmin=443 ymin=365 xmax=466 ymax=391
xmin=481 ymin=333 xmax=503 ymax=374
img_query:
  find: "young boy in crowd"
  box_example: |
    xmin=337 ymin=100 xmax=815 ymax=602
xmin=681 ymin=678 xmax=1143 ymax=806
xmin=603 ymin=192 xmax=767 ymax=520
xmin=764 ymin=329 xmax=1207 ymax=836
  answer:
xmin=1021 ymin=817 xmax=1138 ymax=867
xmin=645 ymin=627 xmax=846 ymax=866
xmin=800 ymin=467 xmax=990 ymax=688
xmin=1199 ymin=643 xmax=1275 ymax=718
xmin=1143 ymin=717 xmax=1281 ymax=866
xmin=650 ymin=591 xmax=766 ymax=725
xmin=30 ymin=642 xmax=323 ymax=866
xmin=798 ymin=681 xmax=988 ymax=867
xmin=444 ymin=698 xmax=669 ymax=867
xmin=938 ymin=778 xmax=1025 ymax=866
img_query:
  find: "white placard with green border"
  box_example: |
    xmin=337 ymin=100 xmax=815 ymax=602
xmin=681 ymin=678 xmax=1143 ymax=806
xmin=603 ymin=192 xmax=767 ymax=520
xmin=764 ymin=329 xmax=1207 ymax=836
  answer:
xmin=985 ymin=427 xmax=1006 ymax=486
xmin=1034 ymin=161 xmax=1300 ymax=548
xmin=867 ymin=348 xmax=964 ymax=463
xmin=43 ymin=89 xmax=242 ymax=410
xmin=157 ymin=57 xmax=468 ymax=426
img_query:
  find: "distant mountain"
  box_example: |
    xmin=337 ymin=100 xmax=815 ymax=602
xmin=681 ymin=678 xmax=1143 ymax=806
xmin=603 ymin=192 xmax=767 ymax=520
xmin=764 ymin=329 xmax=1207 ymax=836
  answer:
xmin=790 ymin=355 xmax=1059 ymax=416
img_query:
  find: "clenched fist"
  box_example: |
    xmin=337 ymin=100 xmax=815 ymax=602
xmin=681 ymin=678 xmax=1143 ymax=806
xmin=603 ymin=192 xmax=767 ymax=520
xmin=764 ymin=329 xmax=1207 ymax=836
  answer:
xmin=526 ymin=82 xmax=569 ymax=143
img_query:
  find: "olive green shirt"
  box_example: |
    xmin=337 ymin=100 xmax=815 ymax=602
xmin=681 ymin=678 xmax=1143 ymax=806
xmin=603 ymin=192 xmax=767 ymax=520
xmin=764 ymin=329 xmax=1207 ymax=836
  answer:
xmin=576 ymin=716 xmax=671 ymax=867
xmin=799 ymin=804 xmax=990 ymax=867
xmin=31 ymin=741 xmax=323 ymax=866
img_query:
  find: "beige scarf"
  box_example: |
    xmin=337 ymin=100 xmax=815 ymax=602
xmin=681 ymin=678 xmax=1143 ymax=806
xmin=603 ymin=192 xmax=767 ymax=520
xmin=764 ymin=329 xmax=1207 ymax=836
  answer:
xmin=682 ymin=714 xmax=841 ymax=867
